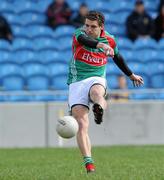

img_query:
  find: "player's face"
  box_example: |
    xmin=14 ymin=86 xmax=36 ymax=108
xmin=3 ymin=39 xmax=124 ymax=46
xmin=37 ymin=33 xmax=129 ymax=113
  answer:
xmin=84 ymin=19 xmax=103 ymax=38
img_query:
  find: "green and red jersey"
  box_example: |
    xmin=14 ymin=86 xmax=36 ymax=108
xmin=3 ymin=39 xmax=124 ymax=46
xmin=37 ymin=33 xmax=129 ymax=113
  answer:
xmin=67 ymin=27 xmax=119 ymax=85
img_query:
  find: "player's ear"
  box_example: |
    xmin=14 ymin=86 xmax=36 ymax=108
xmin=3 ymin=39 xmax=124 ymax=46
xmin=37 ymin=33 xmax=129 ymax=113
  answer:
xmin=100 ymin=25 xmax=104 ymax=30
xmin=99 ymin=26 xmax=102 ymax=30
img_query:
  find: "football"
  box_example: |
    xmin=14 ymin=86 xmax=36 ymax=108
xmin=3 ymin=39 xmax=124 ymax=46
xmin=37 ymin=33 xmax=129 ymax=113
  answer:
xmin=56 ymin=116 xmax=79 ymax=138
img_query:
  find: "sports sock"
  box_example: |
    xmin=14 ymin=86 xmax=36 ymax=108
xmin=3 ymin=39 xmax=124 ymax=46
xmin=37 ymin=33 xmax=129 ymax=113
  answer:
xmin=83 ymin=156 xmax=94 ymax=165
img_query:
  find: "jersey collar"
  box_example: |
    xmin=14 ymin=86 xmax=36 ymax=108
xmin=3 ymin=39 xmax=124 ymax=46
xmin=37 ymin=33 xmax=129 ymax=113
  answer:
xmin=99 ymin=28 xmax=105 ymax=38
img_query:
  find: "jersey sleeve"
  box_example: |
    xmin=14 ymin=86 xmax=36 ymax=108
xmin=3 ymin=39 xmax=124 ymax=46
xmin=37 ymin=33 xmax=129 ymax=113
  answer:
xmin=113 ymin=36 xmax=119 ymax=55
xmin=73 ymin=27 xmax=86 ymax=47
xmin=74 ymin=27 xmax=99 ymax=48
xmin=74 ymin=27 xmax=86 ymax=41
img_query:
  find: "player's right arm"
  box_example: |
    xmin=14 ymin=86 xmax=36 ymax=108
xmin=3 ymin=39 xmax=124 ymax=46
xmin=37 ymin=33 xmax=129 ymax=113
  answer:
xmin=76 ymin=32 xmax=114 ymax=57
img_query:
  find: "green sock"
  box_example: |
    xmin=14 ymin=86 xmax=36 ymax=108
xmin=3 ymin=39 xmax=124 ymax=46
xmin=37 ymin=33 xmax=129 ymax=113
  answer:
xmin=83 ymin=156 xmax=94 ymax=165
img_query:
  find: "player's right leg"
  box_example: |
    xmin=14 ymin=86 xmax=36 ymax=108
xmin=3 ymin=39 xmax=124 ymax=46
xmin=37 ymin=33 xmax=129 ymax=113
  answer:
xmin=89 ymin=84 xmax=107 ymax=124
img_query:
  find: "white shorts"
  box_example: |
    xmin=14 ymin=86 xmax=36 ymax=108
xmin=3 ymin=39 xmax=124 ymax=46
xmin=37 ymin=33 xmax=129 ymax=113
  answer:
xmin=68 ymin=76 xmax=107 ymax=109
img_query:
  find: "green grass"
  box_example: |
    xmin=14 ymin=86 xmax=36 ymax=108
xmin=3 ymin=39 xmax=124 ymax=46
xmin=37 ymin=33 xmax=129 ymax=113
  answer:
xmin=0 ymin=146 xmax=164 ymax=180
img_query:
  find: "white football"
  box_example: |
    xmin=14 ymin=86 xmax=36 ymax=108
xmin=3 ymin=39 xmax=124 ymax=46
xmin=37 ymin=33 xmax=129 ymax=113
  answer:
xmin=56 ymin=116 xmax=78 ymax=139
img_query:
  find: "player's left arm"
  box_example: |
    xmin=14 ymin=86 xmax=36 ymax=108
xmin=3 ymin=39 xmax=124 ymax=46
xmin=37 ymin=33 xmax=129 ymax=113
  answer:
xmin=106 ymin=34 xmax=144 ymax=87
xmin=112 ymin=53 xmax=144 ymax=87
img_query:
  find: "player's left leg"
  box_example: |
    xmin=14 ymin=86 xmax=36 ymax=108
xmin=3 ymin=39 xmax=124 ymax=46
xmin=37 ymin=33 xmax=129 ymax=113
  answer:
xmin=72 ymin=105 xmax=95 ymax=173
xmin=89 ymin=84 xmax=107 ymax=124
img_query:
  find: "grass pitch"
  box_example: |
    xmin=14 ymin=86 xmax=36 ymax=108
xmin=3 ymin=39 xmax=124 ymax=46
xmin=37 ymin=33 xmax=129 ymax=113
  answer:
xmin=0 ymin=146 xmax=164 ymax=180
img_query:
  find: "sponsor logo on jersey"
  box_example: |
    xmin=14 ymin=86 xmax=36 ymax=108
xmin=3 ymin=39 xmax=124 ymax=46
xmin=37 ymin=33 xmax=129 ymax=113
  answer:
xmin=81 ymin=52 xmax=107 ymax=65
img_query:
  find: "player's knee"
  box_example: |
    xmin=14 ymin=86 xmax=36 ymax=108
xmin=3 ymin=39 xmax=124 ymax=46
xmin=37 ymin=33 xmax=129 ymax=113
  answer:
xmin=77 ymin=118 xmax=89 ymax=132
xmin=90 ymin=89 xmax=103 ymax=99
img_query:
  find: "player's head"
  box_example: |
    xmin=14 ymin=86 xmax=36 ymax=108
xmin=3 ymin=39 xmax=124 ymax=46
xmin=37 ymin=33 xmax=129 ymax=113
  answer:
xmin=84 ymin=11 xmax=105 ymax=38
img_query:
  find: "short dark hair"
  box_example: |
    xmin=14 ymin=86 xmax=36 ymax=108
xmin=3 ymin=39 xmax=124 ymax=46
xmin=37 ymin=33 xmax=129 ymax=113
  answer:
xmin=85 ymin=11 xmax=105 ymax=26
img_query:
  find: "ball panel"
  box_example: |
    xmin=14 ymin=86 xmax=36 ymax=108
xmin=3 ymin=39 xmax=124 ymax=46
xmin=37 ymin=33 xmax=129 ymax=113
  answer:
xmin=56 ymin=116 xmax=78 ymax=138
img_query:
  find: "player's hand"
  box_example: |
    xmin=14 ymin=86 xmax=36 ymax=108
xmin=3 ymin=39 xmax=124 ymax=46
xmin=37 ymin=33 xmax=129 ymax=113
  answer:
xmin=97 ymin=43 xmax=114 ymax=58
xmin=105 ymin=46 xmax=114 ymax=58
xmin=129 ymin=73 xmax=144 ymax=87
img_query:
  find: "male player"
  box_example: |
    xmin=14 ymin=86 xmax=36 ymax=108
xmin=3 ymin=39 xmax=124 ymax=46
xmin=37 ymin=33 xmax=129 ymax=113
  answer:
xmin=67 ymin=11 xmax=144 ymax=173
